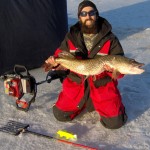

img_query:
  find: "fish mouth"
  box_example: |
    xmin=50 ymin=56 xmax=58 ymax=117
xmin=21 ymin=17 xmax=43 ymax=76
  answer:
xmin=129 ymin=58 xmax=145 ymax=74
xmin=138 ymin=63 xmax=145 ymax=67
xmin=131 ymin=59 xmax=145 ymax=68
xmin=133 ymin=63 xmax=145 ymax=73
xmin=135 ymin=63 xmax=145 ymax=69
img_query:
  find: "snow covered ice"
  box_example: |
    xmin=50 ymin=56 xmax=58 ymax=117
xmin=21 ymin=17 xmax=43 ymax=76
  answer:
xmin=0 ymin=0 xmax=150 ymax=149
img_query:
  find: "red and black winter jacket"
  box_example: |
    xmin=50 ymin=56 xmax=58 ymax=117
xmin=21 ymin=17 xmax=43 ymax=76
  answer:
xmin=53 ymin=17 xmax=124 ymax=86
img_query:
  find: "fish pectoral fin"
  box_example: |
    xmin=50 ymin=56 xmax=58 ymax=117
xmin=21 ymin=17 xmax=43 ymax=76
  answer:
xmin=92 ymin=75 xmax=96 ymax=81
xmin=84 ymin=75 xmax=89 ymax=81
xmin=84 ymin=75 xmax=96 ymax=82
xmin=112 ymin=70 xmax=120 ymax=80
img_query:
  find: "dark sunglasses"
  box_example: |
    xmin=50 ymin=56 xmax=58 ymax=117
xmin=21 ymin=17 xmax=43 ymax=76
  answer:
xmin=80 ymin=10 xmax=97 ymax=17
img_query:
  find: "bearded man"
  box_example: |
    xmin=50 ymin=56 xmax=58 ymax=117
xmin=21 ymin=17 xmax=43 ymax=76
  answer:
xmin=43 ymin=0 xmax=127 ymax=129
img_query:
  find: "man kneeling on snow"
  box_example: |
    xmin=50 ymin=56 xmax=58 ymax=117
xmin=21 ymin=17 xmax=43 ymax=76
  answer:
xmin=43 ymin=0 xmax=127 ymax=129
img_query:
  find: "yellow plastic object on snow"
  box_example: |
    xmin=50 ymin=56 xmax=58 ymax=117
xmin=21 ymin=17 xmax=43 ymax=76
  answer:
xmin=57 ymin=130 xmax=77 ymax=140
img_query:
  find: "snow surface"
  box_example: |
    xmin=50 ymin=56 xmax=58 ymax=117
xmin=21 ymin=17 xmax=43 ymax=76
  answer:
xmin=0 ymin=0 xmax=150 ymax=149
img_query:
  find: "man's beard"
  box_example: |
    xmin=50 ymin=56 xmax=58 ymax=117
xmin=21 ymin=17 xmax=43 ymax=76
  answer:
xmin=80 ymin=19 xmax=97 ymax=34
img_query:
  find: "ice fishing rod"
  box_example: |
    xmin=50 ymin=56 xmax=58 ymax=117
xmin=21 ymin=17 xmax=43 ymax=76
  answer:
xmin=0 ymin=120 xmax=97 ymax=150
xmin=0 ymin=64 xmax=69 ymax=111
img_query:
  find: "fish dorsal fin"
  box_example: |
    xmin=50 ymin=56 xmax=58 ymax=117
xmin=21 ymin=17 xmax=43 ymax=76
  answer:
xmin=58 ymin=51 xmax=75 ymax=59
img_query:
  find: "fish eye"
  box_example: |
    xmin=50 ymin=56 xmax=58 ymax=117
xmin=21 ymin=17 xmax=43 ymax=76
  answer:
xmin=130 ymin=59 xmax=135 ymax=63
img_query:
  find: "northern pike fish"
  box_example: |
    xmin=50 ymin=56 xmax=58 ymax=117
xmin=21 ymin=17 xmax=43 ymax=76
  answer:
xmin=54 ymin=52 xmax=145 ymax=78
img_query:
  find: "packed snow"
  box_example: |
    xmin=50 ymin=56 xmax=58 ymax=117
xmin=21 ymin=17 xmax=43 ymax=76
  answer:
xmin=0 ymin=0 xmax=150 ymax=149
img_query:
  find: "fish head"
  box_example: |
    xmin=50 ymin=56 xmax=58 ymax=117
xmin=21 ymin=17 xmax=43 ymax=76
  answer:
xmin=117 ymin=58 xmax=145 ymax=74
xmin=128 ymin=59 xmax=145 ymax=74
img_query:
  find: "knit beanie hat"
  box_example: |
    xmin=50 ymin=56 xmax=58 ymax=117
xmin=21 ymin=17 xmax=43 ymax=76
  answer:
xmin=78 ymin=0 xmax=99 ymax=17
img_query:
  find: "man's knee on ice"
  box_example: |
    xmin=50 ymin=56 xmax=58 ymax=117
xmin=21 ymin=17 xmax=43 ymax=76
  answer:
xmin=53 ymin=105 xmax=73 ymax=122
xmin=100 ymin=113 xmax=128 ymax=129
